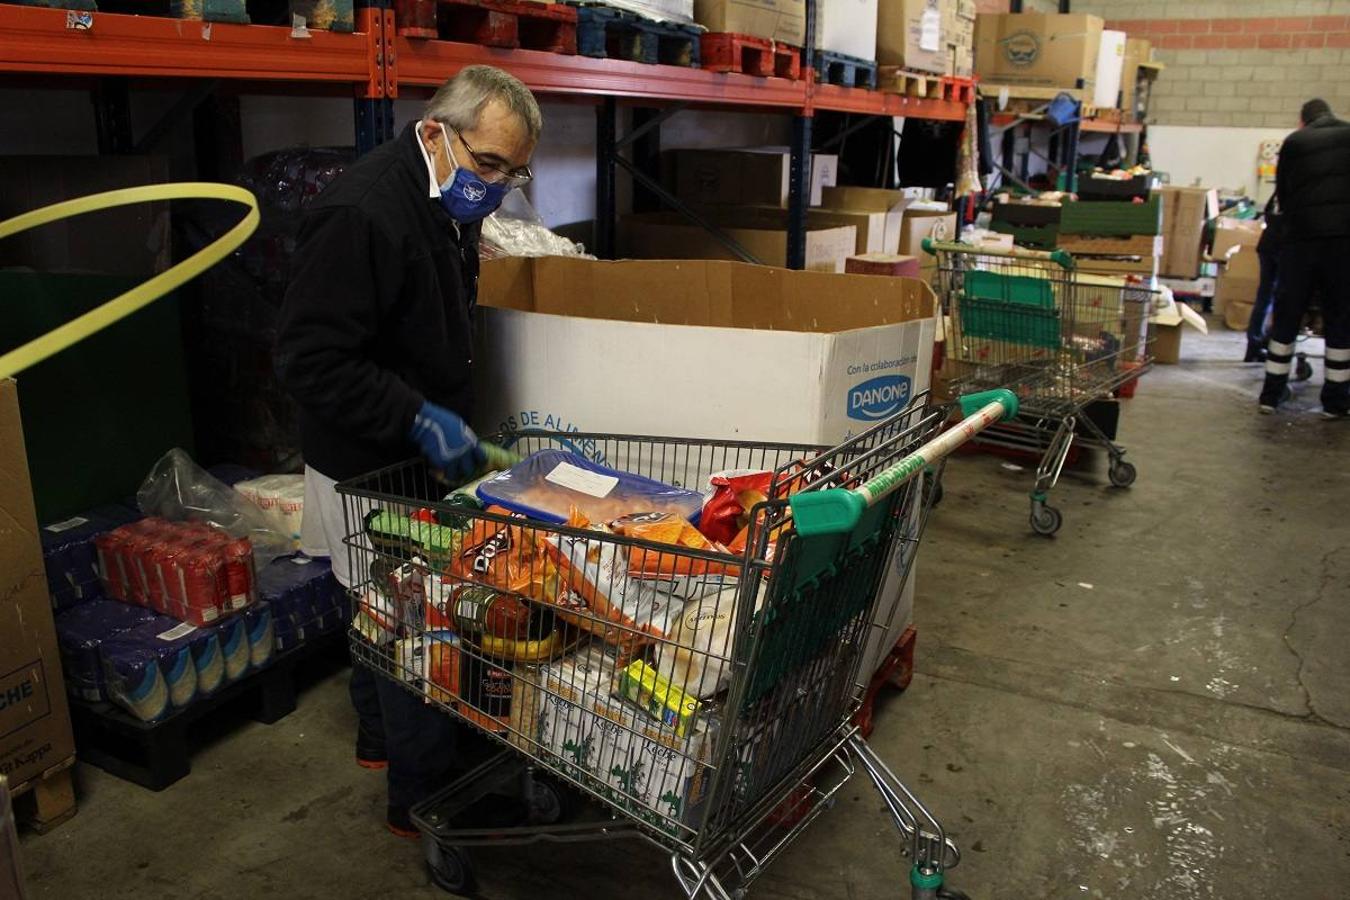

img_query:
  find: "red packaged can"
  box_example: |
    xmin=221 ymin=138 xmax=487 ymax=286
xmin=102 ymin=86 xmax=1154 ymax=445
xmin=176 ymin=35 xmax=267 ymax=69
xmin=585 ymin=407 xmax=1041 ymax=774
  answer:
xmin=175 ymin=546 xmax=224 ymax=625
xmin=94 ymin=530 xmax=131 ymax=601
xmin=121 ymin=521 xmax=169 ymax=606
xmin=221 ymin=538 xmax=255 ymax=611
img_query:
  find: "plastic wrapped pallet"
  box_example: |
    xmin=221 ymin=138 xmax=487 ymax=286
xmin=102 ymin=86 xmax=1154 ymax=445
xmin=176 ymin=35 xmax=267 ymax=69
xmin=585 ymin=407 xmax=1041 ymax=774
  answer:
xmin=244 ymin=600 xmax=276 ymax=669
xmin=584 ymin=0 xmax=694 ymax=24
xmin=256 ymin=554 xmax=339 ymax=649
xmin=215 ymin=616 xmax=252 ymax=682
xmin=100 ymin=617 xmax=207 ymax=721
xmin=54 ymin=600 xmax=158 ymax=702
xmin=40 ymin=508 xmax=140 ymax=611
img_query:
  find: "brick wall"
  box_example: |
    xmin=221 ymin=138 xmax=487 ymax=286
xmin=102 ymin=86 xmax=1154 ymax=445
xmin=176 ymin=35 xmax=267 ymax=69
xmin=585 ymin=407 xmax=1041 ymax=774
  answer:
xmin=1070 ymin=1 xmax=1350 ymax=126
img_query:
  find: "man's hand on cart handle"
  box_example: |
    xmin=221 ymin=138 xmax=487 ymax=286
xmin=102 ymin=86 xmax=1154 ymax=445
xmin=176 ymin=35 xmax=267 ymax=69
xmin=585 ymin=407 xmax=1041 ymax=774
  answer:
xmin=791 ymin=390 xmax=1019 ymax=537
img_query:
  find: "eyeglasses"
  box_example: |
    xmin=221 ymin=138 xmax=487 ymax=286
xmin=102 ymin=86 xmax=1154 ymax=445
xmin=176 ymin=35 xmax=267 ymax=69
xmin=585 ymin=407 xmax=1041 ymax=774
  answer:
xmin=453 ymin=128 xmax=533 ymax=190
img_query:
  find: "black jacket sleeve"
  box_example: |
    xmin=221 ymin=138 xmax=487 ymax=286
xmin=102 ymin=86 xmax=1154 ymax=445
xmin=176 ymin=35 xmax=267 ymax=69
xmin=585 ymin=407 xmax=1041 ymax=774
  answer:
xmin=276 ymin=204 xmax=424 ymax=448
xmin=1276 ymin=135 xmax=1298 ymax=219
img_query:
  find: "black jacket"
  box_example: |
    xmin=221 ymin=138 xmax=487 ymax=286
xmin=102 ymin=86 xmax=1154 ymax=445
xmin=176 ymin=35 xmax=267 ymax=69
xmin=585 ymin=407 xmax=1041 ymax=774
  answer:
xmin=276 ymin=123 xmax=481 ymax=481
xmin=1276 ymin=114 xmax=1350 ymax=241
xmin=1257 ymin=192 xmax=1283 ymax=254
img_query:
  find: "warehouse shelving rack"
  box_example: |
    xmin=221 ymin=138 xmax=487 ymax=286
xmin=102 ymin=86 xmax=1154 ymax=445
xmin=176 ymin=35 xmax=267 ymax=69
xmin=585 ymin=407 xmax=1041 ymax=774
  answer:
xmin=0 ymin=0 xmax=970 ymax=268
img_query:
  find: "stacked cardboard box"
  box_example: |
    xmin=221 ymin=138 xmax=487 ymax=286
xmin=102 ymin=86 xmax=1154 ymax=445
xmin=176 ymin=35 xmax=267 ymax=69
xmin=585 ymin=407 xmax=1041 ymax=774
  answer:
xmin=1219 ymin=245 xmax=1263 ymax=331
xmin=945 ymin=0 xmax=975 ymax=77
xmin=693 ymin=0 xmax=804 ymax=44
xmin=1157 ymin=186 xmax=1219 ymax=279
xmin=877 ymin=0 xmax=950 ymax=75
xmin=1057 ymin=194 xmax=1163 ymax=278
xmin=975 ymin=13 xmax=1104 ymax=95
xmin=816 ymin=0 xmax=877 ymax=61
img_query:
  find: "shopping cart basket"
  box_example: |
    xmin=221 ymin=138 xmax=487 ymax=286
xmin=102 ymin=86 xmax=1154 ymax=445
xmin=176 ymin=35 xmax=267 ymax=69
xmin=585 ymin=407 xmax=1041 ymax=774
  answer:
xmin=336 ymin=389 xmax=1017 ymax=900
xmin=924 ymin=240 xmax=1156 ymax=535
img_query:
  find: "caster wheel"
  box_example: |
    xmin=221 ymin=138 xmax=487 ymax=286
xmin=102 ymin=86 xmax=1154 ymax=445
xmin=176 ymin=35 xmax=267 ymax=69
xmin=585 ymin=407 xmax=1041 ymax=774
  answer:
xmin=1294 ymin=356 xmax=1314 ymax=382
xmin=1108 ymin=459 xmax=1137 ymax=488
xmin=425 ymin=840 xmax=476 ymax=896
xmin=1030 ymin=503 xmax=1062 ymax=536
xmin=530 ymin=776 xmax=572 ymax=826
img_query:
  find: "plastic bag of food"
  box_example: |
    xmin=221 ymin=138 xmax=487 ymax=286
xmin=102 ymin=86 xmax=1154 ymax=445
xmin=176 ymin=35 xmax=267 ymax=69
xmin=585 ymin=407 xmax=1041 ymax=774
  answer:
xmin=137 ymin=448 xmax=292 ymax=563
xmin=608 ymin=512 xmax=736 ymax=581
xmin=699 ymin=471 xmax=773 ymax=545
xmin=480 ymin=189 xmax=592 ymax=260
xmin=233 ymin=474 xmax=305 ymax=551
xmin=652 ymin=582 xmax=766 ymax=700
xmin=476 ymin=450 xmax=704 ymax=525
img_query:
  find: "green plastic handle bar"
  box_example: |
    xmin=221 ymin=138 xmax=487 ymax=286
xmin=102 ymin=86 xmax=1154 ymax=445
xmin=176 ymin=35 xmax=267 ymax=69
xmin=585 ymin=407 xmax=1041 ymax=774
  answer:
xmin=791 ymin=389 xmax=1019 ymax=537
xmin=921 ymin=238 xmax=1075 ymax=270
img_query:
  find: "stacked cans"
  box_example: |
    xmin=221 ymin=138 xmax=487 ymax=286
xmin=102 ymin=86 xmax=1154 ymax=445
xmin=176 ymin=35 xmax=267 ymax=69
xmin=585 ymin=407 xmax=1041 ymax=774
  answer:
xmin=94 ymin=518 xmax=257 ymax=626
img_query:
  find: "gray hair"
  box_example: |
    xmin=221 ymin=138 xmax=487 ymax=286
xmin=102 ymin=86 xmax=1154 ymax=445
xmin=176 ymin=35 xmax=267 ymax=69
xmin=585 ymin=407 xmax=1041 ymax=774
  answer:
xmin=425 ymin=65 xmax=542 ymax=142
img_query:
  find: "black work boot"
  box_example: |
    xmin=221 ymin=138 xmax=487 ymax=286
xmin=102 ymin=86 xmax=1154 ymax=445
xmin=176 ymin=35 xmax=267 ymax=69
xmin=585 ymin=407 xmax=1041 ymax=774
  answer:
xmin=1321 ymin=384 xmax=1350 ymax=421
xmin=1258 ymin=375 xmax=1291 ymax=414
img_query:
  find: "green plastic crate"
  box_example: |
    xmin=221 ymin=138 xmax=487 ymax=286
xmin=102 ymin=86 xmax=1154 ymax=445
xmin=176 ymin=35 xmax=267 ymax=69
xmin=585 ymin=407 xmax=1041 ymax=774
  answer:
xmin=960 ymin=298 xmax=1062 ymax=348
xmin=963 ymin=270 xmax=1056 ymax=309
xmin=991 ymin=220 xmax=1060 ymax=251
xmin=1059 ymin=194 xmax=1163 ymax=236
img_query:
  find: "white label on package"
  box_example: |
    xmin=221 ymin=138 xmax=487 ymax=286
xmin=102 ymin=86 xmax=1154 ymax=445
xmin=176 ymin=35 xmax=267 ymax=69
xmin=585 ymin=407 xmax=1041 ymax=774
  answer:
xmin=919 ymin=8 xmax=941 ymax=52
xmin=545 ymin=462 xmax=619 ymax=499
xmin=44 ymin=516 xmax=89 ymax=533
xmin=157 ymin=621 xmax=199 ymax=641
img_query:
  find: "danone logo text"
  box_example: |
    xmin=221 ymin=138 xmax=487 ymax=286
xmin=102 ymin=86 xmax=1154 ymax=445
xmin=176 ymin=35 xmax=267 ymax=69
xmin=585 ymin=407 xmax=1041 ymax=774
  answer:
xmin=847 ymin=375 xmax=911 ymax=421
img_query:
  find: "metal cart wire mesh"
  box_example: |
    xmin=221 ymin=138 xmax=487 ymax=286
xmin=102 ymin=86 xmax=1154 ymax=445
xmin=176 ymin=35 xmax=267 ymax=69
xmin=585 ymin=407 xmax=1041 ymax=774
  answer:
xmin=335 ymin=390 xmax=1016 ymax=899
xmin=926 ymin=240 xmax=1156 ymax=535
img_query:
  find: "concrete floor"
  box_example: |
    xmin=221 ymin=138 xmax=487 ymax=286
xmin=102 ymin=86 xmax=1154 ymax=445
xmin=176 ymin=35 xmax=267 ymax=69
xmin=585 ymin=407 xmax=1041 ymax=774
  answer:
xmin=19 ymin=322 xmax=1350 ymax=900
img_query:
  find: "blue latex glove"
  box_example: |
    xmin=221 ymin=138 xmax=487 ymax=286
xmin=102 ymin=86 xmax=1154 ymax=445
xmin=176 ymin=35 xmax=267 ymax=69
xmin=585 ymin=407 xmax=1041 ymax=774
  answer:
xmin=409 ymin=401 xmax=485 ymax=483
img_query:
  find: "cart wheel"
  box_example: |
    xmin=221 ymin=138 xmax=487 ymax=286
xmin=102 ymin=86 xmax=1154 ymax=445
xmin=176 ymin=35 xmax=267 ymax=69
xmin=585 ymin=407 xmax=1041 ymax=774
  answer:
xmin=926 ymin=474 xmax=945 ymax=508
xmin=1294 ymin=355 xmax=1314 ymax=382
xmin=530 ymin=776 xmax=571 ymax=826
xmin=425 ymin=839 xmax=476 ymax=896
xmin=1030 ymin=503 xmax=1062 ymax=536
xmin=1108 ymin=459 xmax=1137 ymax=489
xmin=937 ymin=887 xmax=972 ymax=900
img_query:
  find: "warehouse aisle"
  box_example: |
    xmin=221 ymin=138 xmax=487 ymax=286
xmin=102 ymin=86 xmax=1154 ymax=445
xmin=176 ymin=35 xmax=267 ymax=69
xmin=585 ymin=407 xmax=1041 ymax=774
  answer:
xmin=20 ymin=325 xmax=1350 ymax=900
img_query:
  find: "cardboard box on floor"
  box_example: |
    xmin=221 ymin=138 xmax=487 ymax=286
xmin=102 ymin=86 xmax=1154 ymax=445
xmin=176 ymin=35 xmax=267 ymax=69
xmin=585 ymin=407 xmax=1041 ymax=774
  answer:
xmin=1157 ymin=186 xmax=1219 ymax=279
xmin=1210 ymin=218 xmax=1263 ymax=263
xmin=819 ymin=186 xmax=911 ymax=254
xmin=667 ymin=148 xmax=838 ymax=209
xmin=877 ymin=0 xmax=950 ymax=74
xmin=620 ymin=210 xmax=857 ymax=273
xmin=1151 ymin=293 xmax=1208 ymax=364
xmin=974 ymin=13 xmax=1104 ymax=92
xmin=0 ymin=379 xmax=76 ymax=791
xmin=1216 ymin=245 xmax=1261 ymax=326
xmin=472 ymin=256 xmax=936 ymax=657
xmin=693 ymin=0 xmax=804 ymax=44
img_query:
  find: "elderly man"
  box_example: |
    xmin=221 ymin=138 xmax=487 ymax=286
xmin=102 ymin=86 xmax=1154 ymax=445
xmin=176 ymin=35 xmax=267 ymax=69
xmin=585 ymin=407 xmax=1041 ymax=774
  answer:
xmin=277 ymin=65 xmax=541 ymax=835
xmin=1260 ymin=98 xmax=1350 ymax=418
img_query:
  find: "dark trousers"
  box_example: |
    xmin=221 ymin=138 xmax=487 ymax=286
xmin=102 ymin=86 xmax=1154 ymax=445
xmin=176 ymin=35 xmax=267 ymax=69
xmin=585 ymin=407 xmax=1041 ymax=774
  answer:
xmin=351 ymin=654 xmax=458 ymax=811
xmin=1264 ymin=238 xmax=1350 ymax=409
xmin=1247 ymin=248 xmax=1279 ymax=342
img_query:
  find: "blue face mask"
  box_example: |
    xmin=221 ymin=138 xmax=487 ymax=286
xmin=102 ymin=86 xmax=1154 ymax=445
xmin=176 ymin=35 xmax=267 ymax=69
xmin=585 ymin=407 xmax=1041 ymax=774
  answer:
xmin=436 ymin=125 xmax=510 ymax=224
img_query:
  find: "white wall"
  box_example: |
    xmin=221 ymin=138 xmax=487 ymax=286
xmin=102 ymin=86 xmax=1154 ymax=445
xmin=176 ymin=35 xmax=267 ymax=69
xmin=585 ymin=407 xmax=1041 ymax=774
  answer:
xmin=1145 ymin=125 xmax=1291 ymax=200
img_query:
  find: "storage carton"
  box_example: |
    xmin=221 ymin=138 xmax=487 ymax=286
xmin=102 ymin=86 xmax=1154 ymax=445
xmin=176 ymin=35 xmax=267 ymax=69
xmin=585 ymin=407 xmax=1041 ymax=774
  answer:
xmin=0 ymin=380 xmax=77 ymax=791
xmin=878 ymin=0 xmax=950 ymax=74
xmin=1094 ymin=30 xmax=1126 ymax=108
xmin=974 ymin=13 xmax=1104 ymax=92
xmin=620 ymin=210 xmax=857 ymax=273
xmin=816 ymin=0 xmax=878 ymax=61
xmin=1211 ymin=218 xmax=1263 ymax=263
xmin=668 ymin=148 xmax=838 ymax=208
xmin=1158 ymin=186 xmax=1219 ymax=278
xmin=693 ymin=0 xmax=804 ymax=44
xmin=1216 ymin=245 xmax=1261 ymax=323
xmin=899 ymin=209 xmax=957 ymax=282
xmin=820 ymin=186 xmax=911 ymax=254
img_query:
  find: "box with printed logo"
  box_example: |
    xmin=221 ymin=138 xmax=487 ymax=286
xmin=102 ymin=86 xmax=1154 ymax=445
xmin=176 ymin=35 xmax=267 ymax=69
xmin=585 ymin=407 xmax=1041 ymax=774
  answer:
xmin=0 ymin=380 xmax=77 ymax=791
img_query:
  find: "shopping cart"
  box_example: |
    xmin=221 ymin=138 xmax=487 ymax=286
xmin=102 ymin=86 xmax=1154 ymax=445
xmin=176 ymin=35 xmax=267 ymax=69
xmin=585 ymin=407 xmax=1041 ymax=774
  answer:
xmin=924 ymin=240 xmax=1156 ymax=535
xmin=336 ymin=389 xmax=1017 ymax=900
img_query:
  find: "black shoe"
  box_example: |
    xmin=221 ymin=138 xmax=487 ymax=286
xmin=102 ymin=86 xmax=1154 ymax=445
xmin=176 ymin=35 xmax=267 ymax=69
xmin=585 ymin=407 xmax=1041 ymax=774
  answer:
xmin=1258 ymin=381 xmax=1292 ymax=415
xmin=387 ymin=805 xmax=419 ymax=839
xmin=1243 ymin=339 xmax=1267 ymax=363
xmin=1322 ymin=406 xmax=1350 ymax=421
xmin=357 ymin=728 xmax=387 ymax=770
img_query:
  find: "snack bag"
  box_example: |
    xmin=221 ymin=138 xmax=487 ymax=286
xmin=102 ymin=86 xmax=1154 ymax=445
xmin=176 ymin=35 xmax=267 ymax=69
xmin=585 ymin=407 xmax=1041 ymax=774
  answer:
xmin=608 ymin=513 xmax=736 ymax=580
xmin=699 ymin=471 xmax=773 ymax=545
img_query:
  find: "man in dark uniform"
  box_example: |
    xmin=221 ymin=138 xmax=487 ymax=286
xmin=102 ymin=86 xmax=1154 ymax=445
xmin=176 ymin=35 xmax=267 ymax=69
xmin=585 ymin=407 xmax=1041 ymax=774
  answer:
xmin=276 ymin=65 xmax=541 ymax=834
xmin=1260 ymin=98 xmax=1350 ymax=418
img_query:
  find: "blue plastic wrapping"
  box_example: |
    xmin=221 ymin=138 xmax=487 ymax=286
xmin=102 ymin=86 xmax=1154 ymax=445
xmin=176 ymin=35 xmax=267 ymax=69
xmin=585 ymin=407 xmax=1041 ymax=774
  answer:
xmin=54 ymin=600 xmax=158 ymax=702
xmin=40 ymin=507 xmax=141 ymax=611
xmin=215 ymin=616 xmax=251 ymax=682
xmin=244 ymin=600 xmax=276 ymax=669
xmin=475 ymin=449 xmax=704 ymax=525
xmin=257 ymin=555 xmax=340 ymax=650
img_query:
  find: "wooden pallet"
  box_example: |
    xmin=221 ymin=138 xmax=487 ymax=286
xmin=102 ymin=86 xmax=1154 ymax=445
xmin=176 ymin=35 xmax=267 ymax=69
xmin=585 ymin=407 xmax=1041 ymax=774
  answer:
xmin=397 ymin=0 xmax=578 ymax=53
xmin=69 ymin=631 xmax=346 ymax=791
xmin=700 ymin=32 xmax=801 ymax=80
xmin=572 ymin=5 xmax=699 ymax=66
xmin=878 ymin=67 xmax=942 ymax=99
xmin=1058 ymin=233 xmax=1162 ymax=258
xmin=813 ymin=49 xmax=877 ymax=90
xmin=9 ymin=759 xmax=78 ymax=835
xmin=941 ymin=75 xmax=977 ymax=104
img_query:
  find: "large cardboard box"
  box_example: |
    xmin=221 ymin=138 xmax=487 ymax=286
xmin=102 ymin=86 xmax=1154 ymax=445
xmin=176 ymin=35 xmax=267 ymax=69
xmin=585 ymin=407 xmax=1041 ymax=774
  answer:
xmin=693 ymin=0 xmax=804 ymax=44
xmin=668 ymin=148 xmax=838 ymax=209
xmin=899 ymin=208 xmax=957 ymax=282
xmin=1094 ymin=29 xmax=1126 ymax=108
xmin=974 ymin=13 xmax=1104 ymax=92
xmin=1216 ymin=245 xmax=1261 ymax=325
xmin=474 ymin=257 xmax=935 ymax=660
xmin=877 ymin=0 xmax=950 ymax=74
xmin=1121 ymin=37 xmax=1151 ymax=118
xmin=1211 ymin=218 xmax=1263 ymax=263
xmin=820 ymin=186 xmax=910 ymax=254
xmin=0 ymin=380 xmax=77 ymax=791
xmin=1158 ymin=186 xmax=1219 ymax=278
xmin=620 ymin=210 xmax=857 ymax=273
xmin=808 ymin=209 xmax=891 ymax=256
xmin=817 ymin=0 xmax=877 ymax=61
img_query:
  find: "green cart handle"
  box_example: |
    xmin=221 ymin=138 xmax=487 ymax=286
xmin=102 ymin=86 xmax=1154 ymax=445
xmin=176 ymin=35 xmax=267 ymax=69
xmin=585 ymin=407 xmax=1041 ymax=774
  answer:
xmin=791 ymin=389 xmax=1019 ymax=537
xmin=921 ymin=237 xmax=1075 ymax=270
